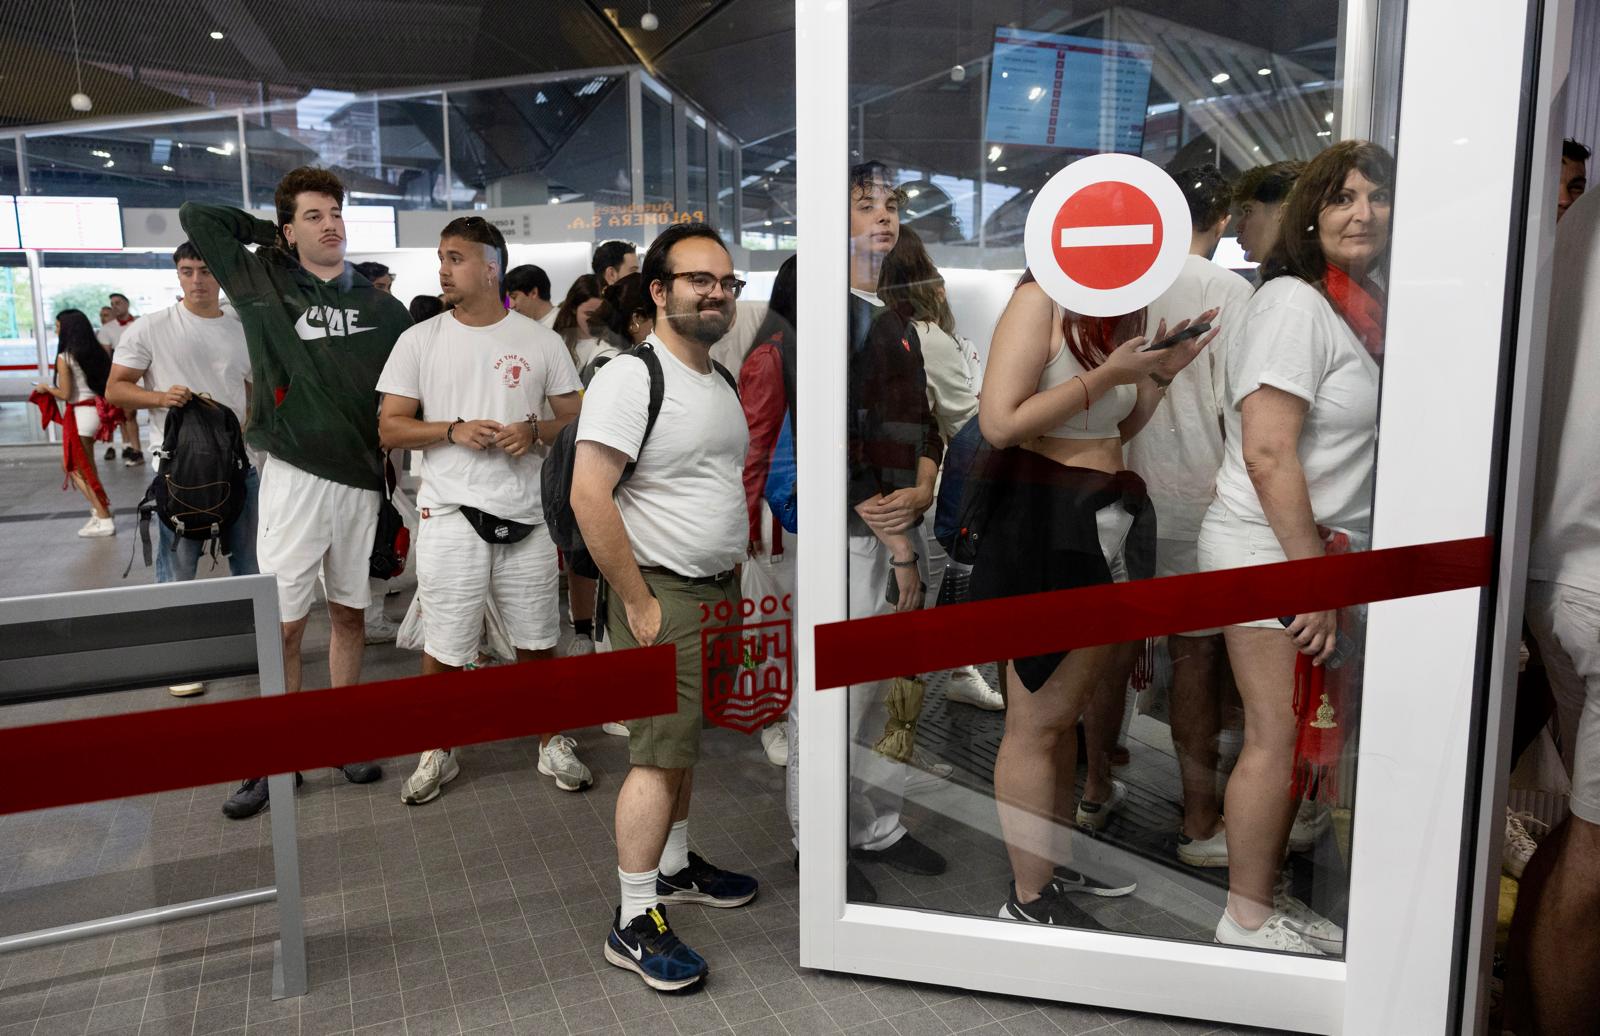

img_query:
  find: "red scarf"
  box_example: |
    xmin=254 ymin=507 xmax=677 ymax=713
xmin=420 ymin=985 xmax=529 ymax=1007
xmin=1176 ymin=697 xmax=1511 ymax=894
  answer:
xmin=1324 ymin=264 xmax=1386 ymax=361
xmin=29 ymin=389 xmax=113 ymax=511
xmin=1290 ymin=527 xmax=1360 ymax=804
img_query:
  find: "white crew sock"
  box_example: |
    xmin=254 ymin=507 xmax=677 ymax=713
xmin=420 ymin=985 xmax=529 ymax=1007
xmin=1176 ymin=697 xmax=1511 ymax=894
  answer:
xmin=659 ymin=819 xmax=690 ymax=877
xmin=618 ymin=867 xmax=658 ymax=923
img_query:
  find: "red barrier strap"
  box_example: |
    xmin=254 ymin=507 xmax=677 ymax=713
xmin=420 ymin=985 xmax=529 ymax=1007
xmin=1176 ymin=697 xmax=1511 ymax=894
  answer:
xmin=0 ymin=645 xmax=676 ymax=816
xmin=815 ymin=536 xmax=1493 ymax=689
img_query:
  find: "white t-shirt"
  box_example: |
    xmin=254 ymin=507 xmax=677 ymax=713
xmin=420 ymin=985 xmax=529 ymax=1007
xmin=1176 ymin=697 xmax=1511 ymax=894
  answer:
xmin=1212 ymin=276 xmax=1380 ymax=533
xmin=916 ymin=320 xmax=980 ymax=442
xmin=377 ymin=310 xmax=581 ymax=523
xmin=96 ymin=316 xmax=135 ymax=352
xmin=537 ymin=309 xmax=559 ymax=331
xmin=573 ymin=337 xmax=618 ymax=371
xmin=1531 ymin=191 xmax=1600 ymax=594
xmin=115 ymin=303 xmax=251 ymax=462
xmin=1126 ymin=254 xmax=1256 ymax=540
xmin=577 ymin=335 xmax=748 ymax=577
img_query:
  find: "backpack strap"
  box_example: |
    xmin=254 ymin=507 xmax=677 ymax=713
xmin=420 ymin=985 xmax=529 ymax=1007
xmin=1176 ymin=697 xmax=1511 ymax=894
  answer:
xmin=619 ymin=344 xmax=667 ymax=478
xmin=711 ymin=360 xmax=739 ymax=398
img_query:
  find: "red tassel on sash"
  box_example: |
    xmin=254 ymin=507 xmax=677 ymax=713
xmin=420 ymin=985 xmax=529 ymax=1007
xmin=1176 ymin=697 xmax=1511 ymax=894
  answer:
xmin=1289 ymin=528 xmax=1356 ymax=804
xmin=60 ymin=400 xmax=111 ymax=513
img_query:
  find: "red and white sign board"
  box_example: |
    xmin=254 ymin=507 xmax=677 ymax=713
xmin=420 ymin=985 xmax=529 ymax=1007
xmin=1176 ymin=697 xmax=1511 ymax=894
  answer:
xmin=1024 ymin=154 xmax=1191 ymax=317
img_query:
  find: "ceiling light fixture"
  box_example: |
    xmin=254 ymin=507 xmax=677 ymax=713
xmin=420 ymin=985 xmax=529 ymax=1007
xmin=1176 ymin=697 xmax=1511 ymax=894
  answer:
xmin=949 ymin=64 xmax=966 ymax=83
xmin=162 ymin=164 xmax=173 ymax=171
xmin=66 ymin=0 xmax=91 ymax=111
xmin=996 ymin=165 xmax=1007 ymax=172
xmin=1211 ymin=72 xmax=1230 ymax=85
xmin=640 ymin=1 xmax=658 ymax=30
xmin=209 ymin=30 xmax=224 ymax=40
xmin=1027 ymin=86 xmax=1044 ymax=102
xmin=1257 ymin=67 xmax=1272 ymax=76
xmin=988 ymin=145 xmax=1002 ymax=162
xmin=90 ymin=149 xmax=109 ymax=158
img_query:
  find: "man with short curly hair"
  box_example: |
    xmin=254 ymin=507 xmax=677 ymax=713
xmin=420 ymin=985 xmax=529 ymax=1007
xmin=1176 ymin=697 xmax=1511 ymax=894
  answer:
xmin=181 ymin=166 xmax=412 ymax=819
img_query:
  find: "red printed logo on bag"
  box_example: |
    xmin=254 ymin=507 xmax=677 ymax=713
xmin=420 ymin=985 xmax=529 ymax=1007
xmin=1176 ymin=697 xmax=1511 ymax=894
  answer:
xmin=493 ymin=354 xmax=530 ymax=389
xmin=699 ymin=595 xmax=793 ymax=734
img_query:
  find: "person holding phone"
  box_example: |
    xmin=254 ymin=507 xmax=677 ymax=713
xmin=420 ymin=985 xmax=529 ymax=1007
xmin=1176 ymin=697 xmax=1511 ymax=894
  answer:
xmin=1198 ymin=140 xmax=1393 ymax=955
xmin=974 ymin=266 xmax=1218 ymax=929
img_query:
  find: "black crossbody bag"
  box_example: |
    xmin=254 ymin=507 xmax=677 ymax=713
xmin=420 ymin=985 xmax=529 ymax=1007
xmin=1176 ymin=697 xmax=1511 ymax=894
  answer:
xmin=457 ymin=506 xmax=538 ymax=544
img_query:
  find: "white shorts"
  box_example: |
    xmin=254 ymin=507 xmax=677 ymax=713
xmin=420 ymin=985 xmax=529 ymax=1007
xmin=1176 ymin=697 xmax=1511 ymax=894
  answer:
xmin=257 ymin=456 xmax=380 ymax=622
xmin=1156 ymin=537 xmax=1222 ymax=638
xmin=417 ymin=509 xmax=559 ymax=667
xmin=1196 ymin=499 xmax=1288 ymax=629
xmin=70 ymin=404 xmax=101 ymax=439
xmin=1526 ymin=580 xmax=1600 ymax=826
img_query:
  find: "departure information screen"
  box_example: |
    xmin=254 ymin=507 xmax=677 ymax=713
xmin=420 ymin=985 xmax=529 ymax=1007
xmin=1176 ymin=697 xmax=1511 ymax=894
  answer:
xmin=985 ymin=28 xmax=1153 ymax=155
xmin=16 ymin=196 xmax=123 ymax=250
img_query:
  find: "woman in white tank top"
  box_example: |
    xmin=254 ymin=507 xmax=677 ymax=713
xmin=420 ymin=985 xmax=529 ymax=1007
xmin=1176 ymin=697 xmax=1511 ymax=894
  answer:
xmin=971 ymin=273 xmax=1218 ymax=927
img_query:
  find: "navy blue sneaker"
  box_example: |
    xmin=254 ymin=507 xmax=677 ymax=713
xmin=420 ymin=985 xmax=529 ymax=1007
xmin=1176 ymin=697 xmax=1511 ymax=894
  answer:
xmin=604 ymin=906 xmax=708 ymax=991
xmin=657 ymin=852 xmax=759 ymax=908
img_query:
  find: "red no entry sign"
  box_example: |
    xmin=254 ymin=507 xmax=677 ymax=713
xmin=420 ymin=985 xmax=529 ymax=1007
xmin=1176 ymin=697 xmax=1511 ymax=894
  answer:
xmin=1025 ymin=154 xmax=1191 ymax=316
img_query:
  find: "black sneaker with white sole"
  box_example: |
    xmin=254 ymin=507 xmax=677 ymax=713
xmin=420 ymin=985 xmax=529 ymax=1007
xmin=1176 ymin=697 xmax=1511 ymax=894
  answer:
xmin=605 ymin=906 xmax=708 ymax=991
xmin=221 ymin=773 xmax=302 ymax=820
xmin=999 ymin=881 xmax=1108 ymax=930
xmin=1052 ymin=864 xmax=1137 ymax=898
xmin=657 ymin=852 xmax=758 ymax=908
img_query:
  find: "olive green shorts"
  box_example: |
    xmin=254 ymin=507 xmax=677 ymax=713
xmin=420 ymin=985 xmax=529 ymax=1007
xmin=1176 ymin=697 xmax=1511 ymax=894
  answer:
xmin=606 ymin=569 xmax=740 ymax=770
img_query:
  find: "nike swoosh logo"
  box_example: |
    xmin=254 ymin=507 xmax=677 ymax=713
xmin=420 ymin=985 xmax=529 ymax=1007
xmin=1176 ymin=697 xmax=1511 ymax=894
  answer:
xmin=625 ymin=940 xmax=644 ymax=961
xmin=294 ymin=307 xmax=378 ymax=340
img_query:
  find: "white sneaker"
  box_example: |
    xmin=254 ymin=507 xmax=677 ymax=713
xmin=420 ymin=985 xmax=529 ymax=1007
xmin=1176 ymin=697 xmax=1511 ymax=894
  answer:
xmin=602 ymin=722 xmax=630 ymax=737
xmin=1177 ymin=824 xmax=1229 ymax=868
xmin=400 ymin=749 xmax=459 ymax=805
xmin=903 ymin=748 xmax=954 ymax=792
xmin=1504 ymin=809 xmax=1548 ymax=880
xmin=364 ymin=614 xmax=399 ymax=645
xmin=1272 ymin=878 xmax=1343 ymax=954
xmin=1215 ymin=910 xmax=1326 ymax=955
xmin=538 ymin=735 xmax=593 ymax=791
xmin=1287 ymin=800 xmax=1331 ymax=853
xmin=168 ymin=682 xmax=206 ymax=698
xmin=760 ymin=723 xmax=789 ymax=766
xmin=944 ymin=666 xmax=1004 ymax=711
xmin=1076 ymin=779 xmax=1127 ymax=832
xmin=567 ymin=635 xmax=596 ymax=657
xmin=77 ymin=516 xmax=115 ymax=538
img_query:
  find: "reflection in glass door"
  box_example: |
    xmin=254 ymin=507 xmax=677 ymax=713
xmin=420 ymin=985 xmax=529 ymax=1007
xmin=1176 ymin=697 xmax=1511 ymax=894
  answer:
xmin=796 ymin=0 xmax=1550 ymax=1031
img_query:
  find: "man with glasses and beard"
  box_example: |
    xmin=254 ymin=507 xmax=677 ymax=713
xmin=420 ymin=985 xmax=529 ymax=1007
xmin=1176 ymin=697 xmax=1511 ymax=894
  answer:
xmin=571 ymin=223 xmax=757 ymax=992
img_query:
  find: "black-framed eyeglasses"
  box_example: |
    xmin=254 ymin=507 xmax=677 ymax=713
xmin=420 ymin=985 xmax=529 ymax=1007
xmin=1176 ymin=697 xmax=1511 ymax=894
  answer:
xmin=666 ymin=271 xmax=746 ymax=299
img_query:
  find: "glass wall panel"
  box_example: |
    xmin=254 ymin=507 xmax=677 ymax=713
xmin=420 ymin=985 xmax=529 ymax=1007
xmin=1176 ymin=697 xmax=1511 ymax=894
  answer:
xmin=717 ymin=137 xmax=737 ymax=235
xmin=0 ymin=142 xmax=19 ymax=197
xmin=23 ymin=119 xmax=244 ymax=208
xmin=686 ymin=117 xmax=710 ymax=220
xmin=0 ymin=255 xmax=41 ymax=445
xmin=641 ymin=90 xmax=675 ymax=209
xmin=842 ymin=0 xmax=1393 ymax=964
xmin=741 ymin=131 xmax=797 ymax=250
xmin=447 ymin=76 xmax=630 ymax=210
xmin=249 ymin=95 xmax=448 ymax=211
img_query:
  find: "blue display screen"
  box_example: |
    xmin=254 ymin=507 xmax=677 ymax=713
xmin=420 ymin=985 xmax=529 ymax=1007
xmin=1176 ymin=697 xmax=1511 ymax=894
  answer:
xmin=984 ymin=28 xmax=1154 ymax=155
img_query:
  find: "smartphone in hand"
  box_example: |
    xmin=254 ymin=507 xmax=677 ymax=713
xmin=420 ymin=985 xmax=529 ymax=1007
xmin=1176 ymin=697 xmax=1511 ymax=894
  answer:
xmin=1141 ymin=321 xmax=1211 ymax=352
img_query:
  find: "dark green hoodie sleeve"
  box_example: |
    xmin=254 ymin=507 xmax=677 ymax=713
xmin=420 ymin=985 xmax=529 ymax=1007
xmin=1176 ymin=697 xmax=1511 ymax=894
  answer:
xmin=178 ymin=202 xmax=280 ymax=305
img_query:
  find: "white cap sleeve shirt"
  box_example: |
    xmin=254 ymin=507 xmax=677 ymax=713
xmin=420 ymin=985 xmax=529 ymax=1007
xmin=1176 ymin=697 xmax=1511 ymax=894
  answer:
xmin=576 ymin=335 xmax=748 ymax=578
xmin=1530 ymin=191 xmax=1600 ymax=595
xmin=1125 ymin=254 xmax=1256 ymax=541
xmin=1212 ymin=276 xmax=1380 ymax=534
xmin=376 ymin=310 xmax=581 ymax=523
xmin=114 ymin=303 xmax=252 ymax=466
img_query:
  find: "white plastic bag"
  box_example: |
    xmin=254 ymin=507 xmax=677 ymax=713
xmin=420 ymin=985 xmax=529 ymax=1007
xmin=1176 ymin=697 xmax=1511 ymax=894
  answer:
xmin=396 ymin=593 xmax=424 ymax=652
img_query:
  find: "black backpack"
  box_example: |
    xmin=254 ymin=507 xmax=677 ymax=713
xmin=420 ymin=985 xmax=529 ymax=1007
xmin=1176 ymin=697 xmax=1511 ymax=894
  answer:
xmin=542 ymin=343 xmax=736 ymax=553
xmin=129 ymin=396 xmax=248 ymax=571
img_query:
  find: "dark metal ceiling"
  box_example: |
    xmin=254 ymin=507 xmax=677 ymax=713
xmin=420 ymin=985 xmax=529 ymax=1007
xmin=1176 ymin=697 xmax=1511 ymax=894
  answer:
xmin=2 ymin=0 xmax=1341 ymax=142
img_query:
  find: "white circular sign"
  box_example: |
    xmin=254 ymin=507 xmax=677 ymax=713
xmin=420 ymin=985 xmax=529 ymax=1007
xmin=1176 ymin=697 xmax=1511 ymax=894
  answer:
xmin=1023 ymin=153 xmax=1192 ymax=317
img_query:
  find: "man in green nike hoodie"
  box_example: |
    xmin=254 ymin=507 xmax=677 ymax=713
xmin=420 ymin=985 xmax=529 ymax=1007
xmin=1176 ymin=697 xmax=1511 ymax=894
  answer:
xmin=180 ymin=167 xmax=412 ymax=820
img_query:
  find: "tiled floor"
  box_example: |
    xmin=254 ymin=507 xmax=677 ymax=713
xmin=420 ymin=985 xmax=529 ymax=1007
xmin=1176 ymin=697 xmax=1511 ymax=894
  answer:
xmin=0 ymin=447 xmax=1302 ymax=1036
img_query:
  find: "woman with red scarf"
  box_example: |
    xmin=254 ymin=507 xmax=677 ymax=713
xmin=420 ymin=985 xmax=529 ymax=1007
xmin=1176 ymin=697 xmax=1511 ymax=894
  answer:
xmin=1198 ymin=140 xmax=1393 ymax=956
xmin=31 ymin=309 xmax=117 ymax=537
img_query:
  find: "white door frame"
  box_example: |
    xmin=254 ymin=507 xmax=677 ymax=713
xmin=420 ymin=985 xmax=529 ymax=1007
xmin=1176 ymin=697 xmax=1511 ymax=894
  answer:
xmin=793 ymin=0 xmax=1548 ymax=1032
